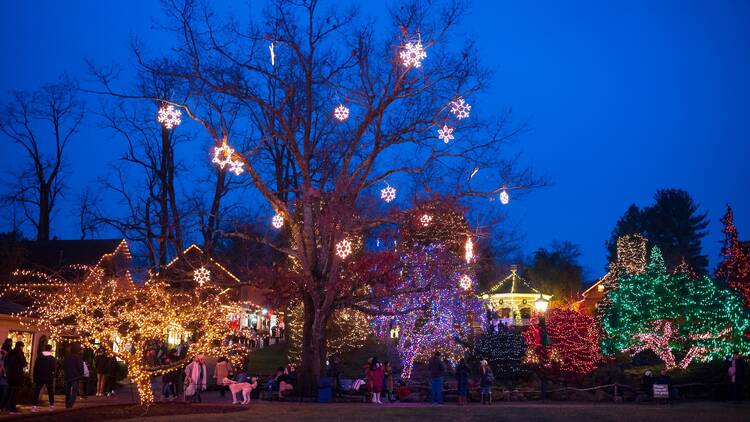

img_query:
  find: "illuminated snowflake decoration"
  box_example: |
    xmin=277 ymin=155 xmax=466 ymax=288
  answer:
xmin=438 ymin=124 xmax=454 ymax=143
xmin=212 ymin=143 xmax=235 ymax=170
xmin=229 ymin=159 xmax=244 ymax=176
xmin=459 ymin=274 xmax=472 ymax=291
xmin=193 ymin=266 xmax=211 ymax=287
xmin=272 ymin=213 xmax=284 ymax=229
xmin=380 ymin=186 xmax=396 ymax=203
xmin=400 ymin=41 xmax=427 ymax=68
xmin=420 ymin=214 xmax=433 ymax=227
xmin=333 ymin=104 xmax=350 ymax=121
xmin=450 ymin=97 xmax=471 ymax=120
xmin=499 ymin=189 xmax=510 ymax=205
xmin=157 ymin=105 xmax=182 ymax=129
xmin=336 ymin=239 xmax=353 ymax=259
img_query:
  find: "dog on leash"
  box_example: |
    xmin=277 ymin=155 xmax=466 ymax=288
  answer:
xmin=223 ymin=377 xmax=258 ymax=405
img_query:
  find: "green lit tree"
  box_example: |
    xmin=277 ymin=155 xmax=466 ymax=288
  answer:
xmin=600 ymin=247 xmax=750 ymax=367
xmin=473 ymin=325 xmax=526 ymax=379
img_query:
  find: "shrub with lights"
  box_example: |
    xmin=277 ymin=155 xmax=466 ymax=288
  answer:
xmin=473 ymin=324 xmax=527 ymax=379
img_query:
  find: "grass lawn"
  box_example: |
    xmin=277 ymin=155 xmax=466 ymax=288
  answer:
xmin=104 ymin=402 xmax=749 ymax=422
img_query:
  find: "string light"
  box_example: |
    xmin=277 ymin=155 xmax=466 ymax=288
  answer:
xmin=229 ymin=159 xmax=244 ymax=176
xmin=333 ymin=104 xmax=349 ymax=121
xmin=499 ymin=190 xmax=509 ymax=205
xmin=420 ymin=214 xmax=433 ymax=227
xmin=464 ymin=237 xmax=473 ymax=263
xmin=193 ymin=266 xmax=211 ymax=286
xmin=336 ymin=239 xmax=353 ymax=259
xmin=717 ymin=205 xmax=750 ymax=307
xmin=212 ymin=143 xmax=235 ymax=170
xmin=286 ymin=303 xmax=369 ymax=364
xmin=400 ymin=41 xmax=427 ymax=68
xmin=269 ymin=42 xmax=275 ymax=66
xmin=272 ymin=213 xmax=284 ymax=229
xmin=459 ymin=274 xmax=472 ymax=291
xmin=450 ymin=97 xmax=471 ymax=120
xmin=157 ymin=104 xmax=182 ymax=129
xmin=438 ymin=124 xmax=454 ymax=143
xmin=380 ymin=186 xmax=396 ymax=203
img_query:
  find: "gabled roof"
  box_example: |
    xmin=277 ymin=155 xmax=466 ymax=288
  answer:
xmin=160 ymin=244 xmax=241 ymax=287
xmin=16 ymin=239 xmax=126 ymax=271
xmin=483 ymin=265 xmax=547 ymax=296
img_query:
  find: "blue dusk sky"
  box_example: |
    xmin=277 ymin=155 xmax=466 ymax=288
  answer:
xmin=1 ymin=0 xmax=749 ymax=279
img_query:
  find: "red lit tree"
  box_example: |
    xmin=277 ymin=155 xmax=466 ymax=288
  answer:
xmin=716 ymin=205 xmax=750 ymax=307
xmin=524 ymin=308 xmax=601 ymax=381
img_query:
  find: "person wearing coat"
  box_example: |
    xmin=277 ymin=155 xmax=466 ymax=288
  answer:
xmin=728 ymin=351 xmax=747 ymax=404
xmin=63 ymin=344 xmax=84 ymax=409
xmin=213 ymin=357 xmax=233 ymax=397
xmin=4 ymin=341 xmax=27 ymax=413
xmin=479 ymin=360 xmax=494 ymax=405
xmin=0 ymin=343 xmax=10 ymax=412
xmin=94 ymin=345 xmax=111 ymax=396
xmin=455 ymin=358 xmax=471 ymax=406
xmin=383 ymin=361 xmax=394 ymax=402
xmin=367 ymin=358 xmax=384 ymax=404
xmin=427 ymin=352 xmax=446 ymax=404
xmin=184 ymin=354 xmax=207 ymax=403
xmin=31 ymin=344 xmax=56 ymax=411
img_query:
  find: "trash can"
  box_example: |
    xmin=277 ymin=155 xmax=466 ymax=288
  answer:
xmin=318 ymin=377 xmax=333 ymax=403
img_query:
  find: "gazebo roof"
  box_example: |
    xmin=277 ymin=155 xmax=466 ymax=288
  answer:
xmin=482 ymin=265 xmax=549 ymax=298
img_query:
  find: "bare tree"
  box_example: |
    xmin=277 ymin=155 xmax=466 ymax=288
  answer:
xmin=99 ymin=0 xmax=539 ymax=394
xmin=0 ymin=81 xmax=84 ymax=240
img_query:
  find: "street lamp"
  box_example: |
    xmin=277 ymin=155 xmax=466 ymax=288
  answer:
xmin=534 ymin=294 xmax=550 ymax=401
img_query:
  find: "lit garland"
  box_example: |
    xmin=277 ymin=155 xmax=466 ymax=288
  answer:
xmin=600 ymin=246 xmax=750 ymax=365
xmin=193 ymin=266 xmax=211 ymax=286
xmin=336 ymin=239 xmax=353 ymax=259
xmin=717 ymin=205 xmax=750 ymax=307
xmin=380 ymin=186 xmax=396 ymax=203
xmin=499 ymin=190 xmax=509 ymax=205
xmin=438 ymin=124 xmax=454 ymax=143
xmin=333 ymin=104 xmax=350 ymax=121
xmin=473 ymin=325 xmax=526 ymax=378
xmin=1 ymin=268 xmax=245 ymax=406
xmin=464 ymin=237 xmax=473 ymax=263
xmin=450 ymin=97 xmax=471 ymax=120
xmin=157 ymin=104 xmax=182 ymax=129
xmin=272 ymin=213 xmax=284 ymax=229
xmin=400 ymin=41 xmax=427 ymax=68
xmin=523 ymin=308 xmax=601 ymax=380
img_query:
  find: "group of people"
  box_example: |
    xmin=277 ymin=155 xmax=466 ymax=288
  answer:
xmin=425 ymin=352 xmax=494 ymax=405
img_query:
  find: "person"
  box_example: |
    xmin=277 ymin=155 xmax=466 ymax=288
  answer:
xmin=267 ymin=366 xmax=285 ymax=398
xmin=396 ymin=380 xmax=412 ymax=401
xmin=63 ymin=344 xmax=84 ymax=409
xmin=728 ymin=351 xmax=747 ymax=404
xmin=641 ymin=370 xmax=654 ymax=399
xmin=455 ymin=358 xmax=470 ymax=406
xmin=653 ymin=369 xmax=672 ymax=402
xmin=106 ymin=354 xmax=118 ymax=397
xmin=4 ymin=341 xmax=27 ymax=413
xmin=367 ymin=358 xmax=384 ymax=404
xmin=326 ymin=356 xmax=341 ymax=397
xmin=95 ymin=345 xmax=111 ymax=396
xmin=0 ymin=341 xmax=10 ymax=412
xmin=479 ymin=359 xmax=494 ymax=405
xmin=383 ymin=360 xmax=394 ymax=402
xmin=161 ymin=357 xmax=178 ymax=401
xmin=184 ymin=354 xmax=208 ymax=403
xmin=427 ymin=351 xmax=446 ymax=404
xmin=278 ymin=365 xmax=297 ymax=398
xmin=31 ymin=344 xmax=56 ymax=412
xmin=80 ymin=358 xmax=90 ymax=400
xmin=214 ymin=357 xmax=233 ymax=398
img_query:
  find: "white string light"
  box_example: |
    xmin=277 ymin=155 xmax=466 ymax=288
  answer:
xmin=459 ymin=274 xmax=472 ymax=291
xmin=269 ymin=42 xmax=275 ymax=66
xmin=400 ymin=41 xmax=427 ymax=68
xmin=380 ymin=186 xmax=396 ymax=203
xmin=157 ymin=105 xmax=182 ymax=129
xmin=420 ymin=214 xmax=433 ymax=227
xmin=272 ymin=213 xmax=284 ymax=229
xmin=450 ymin=97 xmax=471 ymax=120
xmin=193 ymin=266 xmax=211 ymax=286
xmin=499 ymin=189 xmax=510 ymax=205
xmin=212 ymin=143 xmax=235 ymax=170
xmin=229 ymin=159 xmax=244 ymax=176
xmin=438 ymin=124 xmax=454 ymax=144
xmin=465 ymin=237 xmax=474 ymax=263
xmin=336 ymin=239 xmax=353 ymax=259
xmin=333 ymin=104 xmax=350 ymax=121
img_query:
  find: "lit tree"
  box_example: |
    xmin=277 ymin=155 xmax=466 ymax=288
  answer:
xmin=473 ymin=325 xmax=526 ymax=379
xmin=523 ymin=308 xmax=601 ymax=380
xmin=2 ymin=267 xmax=243 ymax=406
xmin=716 ymin=205 xmax=750 ymax=307
xmin=600 ymin=247 xmax=750 ymax=367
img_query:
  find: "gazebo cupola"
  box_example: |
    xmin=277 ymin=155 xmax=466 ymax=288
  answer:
xmin=480 ymin=264 xmax=552 ymax=326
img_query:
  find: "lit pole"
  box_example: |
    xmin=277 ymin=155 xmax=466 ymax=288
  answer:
xmin=534 ymin=295 xmax=550 ymax=401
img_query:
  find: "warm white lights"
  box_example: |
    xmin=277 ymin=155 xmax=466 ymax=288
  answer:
xmin=193 ymin=266 xmax=211 ymax=286
xmin=333 ymin=104 xmax=350 ymax=121
xmin=420 ymin=214 xmax=433 ymax=227
xmin=459 ymin=274 xmax=472 ymax=291
xmin=380 ymin=186 xmax=396 ymax=203
xmin=499 ymin=189 xmax=509 ymax=205
xmin=157 ymin=105 xmax=182 ymax=129
xmin=400 ymin=41 xmax=427 ymax=68
xmin=272 ymin=213 xmax=284 ymax=229
xmin=212 ymin=143 xmax=235 ymax=170
xmin=229 ymin=159 xmax=244 ymax=176
xmin=465 ymin=237 xmax=474 ymax=263
xmin=336 ymin=239 xmax=353 ymax=259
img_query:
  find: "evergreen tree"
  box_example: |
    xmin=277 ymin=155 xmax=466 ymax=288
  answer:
xmin=526 ymin=241 xmax=584 ymax=307
xmin=473 ymin=325 xmax=526 ymax=379
xmin=716 ymin=205 xmax=750 ymax=307
xmin=605 ymin=204 xmax=645 ymax=265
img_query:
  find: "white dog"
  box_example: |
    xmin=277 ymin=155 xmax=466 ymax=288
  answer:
xmin=223 ymin=377 xmax=258 ymax=405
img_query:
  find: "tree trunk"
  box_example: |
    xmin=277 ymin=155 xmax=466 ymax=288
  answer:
xmin=298 ymin=293 xmax=331 ymax=397
xmin=37 ymin=184 xmax=51 ymax=241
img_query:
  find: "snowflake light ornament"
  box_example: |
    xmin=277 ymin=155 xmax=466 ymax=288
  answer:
xmin=380 ymin=186 xmax=396 ymax=203
xmin=420 ymin=214 xmax=433 ymax=227
xmin=333 ymin=104 xmax=350 ymax=121
xmin=193 ymin=266 xmax=211 ymax=287
xmin=272 ymin=213 xmax=284 ymax=229
xmin=400 ymin=41 xmax=427 ymax=68
xmin=212 ymin=143 xmax=235 ymax=170
xmin=229 ymin=159 xmax=244 ymax=176
xmin=450 ymin=97 xmax=471 ymax=120
xmin=336 ymin=239 xmax=353 ymax=259
xmin=499 ymin=189 xmax=510 ymax=205
xmin=157 ymin=105 xmax=182 ymax=129
xmin=459 ymin=274 xmax=472 ymax=291
xmin=438 ymin=124 xmax=454 ymax=144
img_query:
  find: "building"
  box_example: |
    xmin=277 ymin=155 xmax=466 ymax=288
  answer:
xmin=480 ymin=265 xmax=552 ymax=327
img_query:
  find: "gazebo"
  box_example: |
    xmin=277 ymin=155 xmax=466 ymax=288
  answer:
xmin=480 ymin=265 xmax=552 ymax=327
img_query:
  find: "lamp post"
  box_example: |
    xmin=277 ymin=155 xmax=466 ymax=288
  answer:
xmin=534 ymin=295 xmax=550 ymax=401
